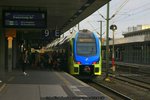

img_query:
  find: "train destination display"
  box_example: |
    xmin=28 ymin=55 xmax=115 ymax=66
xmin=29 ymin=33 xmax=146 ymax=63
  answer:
xmin=3 ymin=11 xmax=47 ymax=28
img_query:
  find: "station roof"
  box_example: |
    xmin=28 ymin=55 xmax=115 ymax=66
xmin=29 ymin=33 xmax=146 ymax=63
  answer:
xmin=0 ymin=0 xmax=110 ymax=33
xmin=0 ymin=0 xmax=110 ymax=47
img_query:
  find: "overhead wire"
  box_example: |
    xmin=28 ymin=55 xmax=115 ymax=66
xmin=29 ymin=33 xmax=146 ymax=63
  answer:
xmin=97 ymin=0 xmax=130 ymax=20
xmin=86 ymin=21 xmax=97 ymax=31
xmin=97 ymin=10 xmax=106 ymax=20
xmin=125 ymin=2 xmax=150 ymax=12
xmin=95 ymin=0 xmax=130 ymax=33
xmin=112 ymin=6 xmax=150 ymax=23
xmin=110 ymin=0 xmax=130 ymax=20
xmin=82 ymin=0 xmax=150 ymax=34
xmin=112 ymin=1 xmax=150 ymax=23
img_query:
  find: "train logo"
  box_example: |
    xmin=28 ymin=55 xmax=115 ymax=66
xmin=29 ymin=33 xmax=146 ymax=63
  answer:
xmin=85 ymin=58 xmax=88 ymax=61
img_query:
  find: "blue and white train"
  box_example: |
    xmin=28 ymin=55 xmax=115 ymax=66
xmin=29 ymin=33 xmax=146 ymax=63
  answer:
xmin=65 ymin=29 xmax=102 ymax=76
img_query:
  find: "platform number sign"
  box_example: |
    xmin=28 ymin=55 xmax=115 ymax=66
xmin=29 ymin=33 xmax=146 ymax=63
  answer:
xmin=41 ymin=29 xmax=50 ymax=40
xmin=44 ymin=29 xmax=49 ymax=37
xmin=55 ymin=30 xmax=60 ymax=38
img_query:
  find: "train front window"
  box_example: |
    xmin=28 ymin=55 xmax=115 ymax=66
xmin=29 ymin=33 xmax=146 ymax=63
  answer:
xmin=76 ymin=32 xmax=96 ymax=56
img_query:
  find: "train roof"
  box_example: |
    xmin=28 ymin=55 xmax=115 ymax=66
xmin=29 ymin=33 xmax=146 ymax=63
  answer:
xmin=46 ymin=32 xmax=76 ymax=49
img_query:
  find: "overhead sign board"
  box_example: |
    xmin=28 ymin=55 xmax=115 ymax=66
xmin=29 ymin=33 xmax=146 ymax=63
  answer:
xmin=3 ymin=11 xmax=47 ymax=28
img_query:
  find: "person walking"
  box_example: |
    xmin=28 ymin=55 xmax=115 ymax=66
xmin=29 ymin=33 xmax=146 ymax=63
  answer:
xmin=22 ymin=50 xmax=29 ymax=75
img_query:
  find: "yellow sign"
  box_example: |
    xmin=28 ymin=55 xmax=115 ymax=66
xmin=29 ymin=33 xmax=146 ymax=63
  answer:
xmin=7 ymin=36 xmax=13 ymax=48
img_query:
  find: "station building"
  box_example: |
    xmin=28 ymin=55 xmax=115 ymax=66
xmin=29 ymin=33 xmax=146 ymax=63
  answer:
xmin=102 ymin=28 xmax=150 ymax=65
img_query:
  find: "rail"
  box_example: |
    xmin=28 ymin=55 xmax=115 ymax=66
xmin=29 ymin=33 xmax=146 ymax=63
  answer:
xmin=92 ymin=80 xmax=133 ymax=100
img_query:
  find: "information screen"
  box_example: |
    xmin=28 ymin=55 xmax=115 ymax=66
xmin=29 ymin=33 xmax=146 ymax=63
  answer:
xmin=3 ymin=11 xmax=47 ymax=28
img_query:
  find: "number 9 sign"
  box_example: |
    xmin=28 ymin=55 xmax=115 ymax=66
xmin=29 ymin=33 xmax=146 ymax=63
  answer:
xmin=44 ymin=29 xmax=49 ymax=37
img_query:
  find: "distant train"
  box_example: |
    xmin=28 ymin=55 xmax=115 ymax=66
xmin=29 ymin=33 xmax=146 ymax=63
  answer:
xmin=50 ymin=29 xmax=102 ymax=76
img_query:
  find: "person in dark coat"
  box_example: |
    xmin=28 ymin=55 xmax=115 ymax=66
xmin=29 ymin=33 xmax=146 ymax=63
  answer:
xmin=22 ymin=50 xmax=29 ymax=75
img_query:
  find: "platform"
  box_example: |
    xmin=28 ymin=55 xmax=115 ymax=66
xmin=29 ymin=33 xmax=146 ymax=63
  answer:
xmin=0 ymin=70 xmax=112 ymax=100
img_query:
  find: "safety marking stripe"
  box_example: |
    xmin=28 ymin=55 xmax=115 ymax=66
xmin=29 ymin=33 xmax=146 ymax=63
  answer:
xmin=69 ymin=85 xmax=87 ymax=97
xmin=70 ymin=86 xmax=80 ymax=91
xmin=0 ymin=84 xmax=6 ymax=92
xmin=56 ymin=72 xmax=88 ymax=97
xmin=77 ymin=94 xmax=88 ymax=97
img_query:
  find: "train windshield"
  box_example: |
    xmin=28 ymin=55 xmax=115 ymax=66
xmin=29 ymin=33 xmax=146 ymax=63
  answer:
xmin=76 ymin=32 xmax=96 ymax=56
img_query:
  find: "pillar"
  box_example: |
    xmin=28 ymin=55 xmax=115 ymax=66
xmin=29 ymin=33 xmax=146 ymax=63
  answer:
xmin=7 ymin=37 xmax=13 ymax=72
xmin=0 ymin=29 xmax=6 ymax=72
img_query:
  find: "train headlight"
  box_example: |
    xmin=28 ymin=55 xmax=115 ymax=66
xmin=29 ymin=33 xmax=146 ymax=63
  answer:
xmin=92 ymin=61 xmax=99 ymax=64
xmin=75 ymin=61 xmax=81 ymax=64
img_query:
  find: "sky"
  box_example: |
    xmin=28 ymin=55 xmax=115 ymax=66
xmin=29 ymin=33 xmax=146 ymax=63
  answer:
xmin=65 ymin=0 xmax=150 ymax=38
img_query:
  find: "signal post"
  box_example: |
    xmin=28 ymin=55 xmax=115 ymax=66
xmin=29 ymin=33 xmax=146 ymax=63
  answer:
xmin=110 ymin=24 xmax=117 ymax=75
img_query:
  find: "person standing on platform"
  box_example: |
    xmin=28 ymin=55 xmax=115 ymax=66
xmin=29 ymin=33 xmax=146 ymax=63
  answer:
xmin=22 ymin=50 xmax=29 ymax=76
xmin=48 ymin=52 xmax=53 ymax=70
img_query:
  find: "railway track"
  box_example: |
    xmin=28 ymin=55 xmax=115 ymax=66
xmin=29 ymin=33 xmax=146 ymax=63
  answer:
xmin=103 ymin=67 xmax=150 ymax=90
xmin=81 ymin=72 xmax=150 ymax=100
xmin=83 ymin=79 xmax=133 ymax=100
xmin=92 ymin=80 xmax=133 ymax=100
xmin=114 ymin=75 xmax=150 ymax=90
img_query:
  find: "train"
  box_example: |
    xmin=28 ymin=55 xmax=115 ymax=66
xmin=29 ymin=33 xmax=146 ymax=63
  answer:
xmin=49 ymin=29 xmax=102 ymax=77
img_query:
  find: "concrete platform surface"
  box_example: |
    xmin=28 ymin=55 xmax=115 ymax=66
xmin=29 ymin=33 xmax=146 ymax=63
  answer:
xmin=0 ymin=70 xmax=112 ymax=100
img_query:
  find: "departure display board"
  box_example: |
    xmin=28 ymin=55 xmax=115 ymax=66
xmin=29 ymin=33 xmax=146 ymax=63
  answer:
xmin=3 ymin=11 xmax=47 ymax=28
